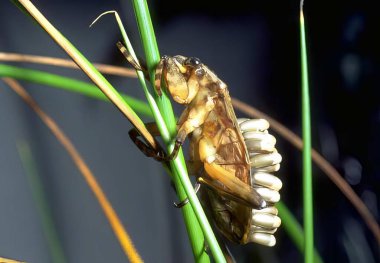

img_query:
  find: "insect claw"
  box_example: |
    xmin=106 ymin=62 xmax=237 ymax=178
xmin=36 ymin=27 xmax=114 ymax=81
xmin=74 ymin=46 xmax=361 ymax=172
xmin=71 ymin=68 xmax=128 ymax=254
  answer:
xmin=203 ymin=242 xmax=210 ymax=255
xmin=173 ymin=199 xmax=189 ymax=208
xmin=153 ymin=149 xmax=166 ymax=161
xmin=162 ymin=139 xmax=182 ymax=161
xmin=173 ymin=182 xmax=201 ymax=208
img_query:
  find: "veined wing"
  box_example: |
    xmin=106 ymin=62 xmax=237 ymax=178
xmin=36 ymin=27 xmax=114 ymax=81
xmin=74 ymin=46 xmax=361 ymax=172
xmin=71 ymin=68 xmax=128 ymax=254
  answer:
xmin=213 ymin=87 xmax=251 ymax=184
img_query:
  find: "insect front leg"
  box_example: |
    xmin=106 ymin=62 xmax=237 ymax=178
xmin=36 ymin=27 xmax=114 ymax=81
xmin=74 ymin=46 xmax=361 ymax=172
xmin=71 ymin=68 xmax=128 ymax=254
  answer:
xmin=165 ymin=90 xmax=216 ymax=161
xmin=128 ymin=122 xmax=168 ymax=162
xmin=153 ymin=56 xmax=169 ymax=96
xmin=116 ymin=41 xmax=150 ymax=80
xmin=127 ymin=121 xmax=192 ymax=163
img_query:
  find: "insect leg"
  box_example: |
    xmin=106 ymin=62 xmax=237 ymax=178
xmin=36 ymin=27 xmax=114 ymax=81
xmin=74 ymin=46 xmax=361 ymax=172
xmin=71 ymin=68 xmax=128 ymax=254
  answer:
xmin=204 ymin=165 xmax=267 ymax=208
xmin=163 ymin=92 xmax=217 ymax=161
xmin=154 ymin=56 xmax=168 ymax=97
xmin=129 ymin=122 xmax=185 ymax=162
xmin=117 ymin=40 xmax=168 ymax=98
xmin=173 ymin=182 xmax=201 ymax=208
xmin=198 ymin=175 xmax=265 ymax=209
xmin=198 ymin=135 xmax=266 ymax=209
xmin=128 ymin=122 xmax=167 ymax=161
xmin=116 ymin=41 xmax=149 ymax=80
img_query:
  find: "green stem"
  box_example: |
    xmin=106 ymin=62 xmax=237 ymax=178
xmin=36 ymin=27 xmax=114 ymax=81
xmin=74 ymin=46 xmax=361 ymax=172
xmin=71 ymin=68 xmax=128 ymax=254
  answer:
xmin=277 ymin=202 xmax=323 ymax=263
xmin=17 ymin=141 xmax=67 ymax=263
xmin=0 ymin=64 xmax=152 ymax=117
xmin=131 ymin=0 xmax=222 ymax=262
xmin=300 ymin=5 xmax=314 ymax=263
xmin=91 ymin=8 xmax=211 ymax=262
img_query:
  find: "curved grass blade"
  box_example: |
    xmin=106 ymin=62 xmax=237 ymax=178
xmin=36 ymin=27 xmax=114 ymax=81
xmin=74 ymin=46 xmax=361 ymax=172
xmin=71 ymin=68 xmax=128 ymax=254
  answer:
xmin=3 ymin=77 xmax=143 ymax=263
xmin=232 ymin=98 xmax=380 ymax=244
xmin=17 ymin=141 xmax=67 ymax=263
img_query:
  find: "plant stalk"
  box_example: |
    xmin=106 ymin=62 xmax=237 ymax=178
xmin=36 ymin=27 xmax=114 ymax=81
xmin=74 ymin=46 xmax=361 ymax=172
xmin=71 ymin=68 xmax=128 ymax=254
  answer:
xmin=300 ymin=3 xmax=314 ymax=263
xmin=130 ymin=0 xmax=224 ymax=262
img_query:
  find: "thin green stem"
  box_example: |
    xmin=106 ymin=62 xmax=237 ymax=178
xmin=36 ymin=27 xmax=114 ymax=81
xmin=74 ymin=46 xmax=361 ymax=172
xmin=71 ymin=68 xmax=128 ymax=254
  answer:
xmin=0 ymin=64 xmax=152 ymax=117
xmin=91 ymin=9 xmax=210 ymax=262
xmin=277 ymin=202 xmax=322 ymax=263
xmin=300 ymin=5 xmax=314 ymax=263
xmin=17 ymin=141 xmax=67 ymax=263
xmin=130 ymin=0 xmax=222 ymax=262
xmin=93 ymin=11 xmax=170 ymax=144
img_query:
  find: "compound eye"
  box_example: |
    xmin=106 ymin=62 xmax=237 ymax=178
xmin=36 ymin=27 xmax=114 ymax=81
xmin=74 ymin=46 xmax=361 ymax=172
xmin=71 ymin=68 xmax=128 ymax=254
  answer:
xmin=184 ymin=57 xmax=202 ymax=67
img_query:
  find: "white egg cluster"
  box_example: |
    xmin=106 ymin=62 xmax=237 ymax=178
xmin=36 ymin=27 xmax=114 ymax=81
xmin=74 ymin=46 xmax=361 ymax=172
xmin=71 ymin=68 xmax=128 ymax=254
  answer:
xmin=238 ymin=118 xmax=283 ymax=247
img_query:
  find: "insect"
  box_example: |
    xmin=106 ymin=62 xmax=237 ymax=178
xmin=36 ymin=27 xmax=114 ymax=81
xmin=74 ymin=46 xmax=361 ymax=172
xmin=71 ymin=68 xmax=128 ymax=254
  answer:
xmin=117 ymin=42 xmax=282 ymax=246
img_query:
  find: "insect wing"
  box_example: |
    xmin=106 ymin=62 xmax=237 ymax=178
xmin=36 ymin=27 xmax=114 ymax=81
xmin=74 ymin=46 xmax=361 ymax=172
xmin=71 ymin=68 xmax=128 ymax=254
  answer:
xmin=214 ymin=88 xmax=251 ymax=186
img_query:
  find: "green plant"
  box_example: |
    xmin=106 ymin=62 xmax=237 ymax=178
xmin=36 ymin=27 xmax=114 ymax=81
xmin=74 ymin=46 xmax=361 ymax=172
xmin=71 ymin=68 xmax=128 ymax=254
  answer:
xmin=2 ymin=0 xmax=379 ymax=262
xmin=300 ymin=2 xmax=314 ymax=262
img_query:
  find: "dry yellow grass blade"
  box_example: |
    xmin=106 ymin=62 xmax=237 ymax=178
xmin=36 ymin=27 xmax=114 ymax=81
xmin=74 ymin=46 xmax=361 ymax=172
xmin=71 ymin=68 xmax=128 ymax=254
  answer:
xmin=2 ymin=77 xmax=143 ymax=263
xmin=0 ymin=256 xmax=25 ymax=263
xmin=17 ymin=0 xmax=158 ymax=152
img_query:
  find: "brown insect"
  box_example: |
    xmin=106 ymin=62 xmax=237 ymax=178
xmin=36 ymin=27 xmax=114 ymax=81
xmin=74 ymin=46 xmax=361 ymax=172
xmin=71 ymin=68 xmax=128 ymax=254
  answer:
xmin=117 ymin=42 xmax=282 ymax=246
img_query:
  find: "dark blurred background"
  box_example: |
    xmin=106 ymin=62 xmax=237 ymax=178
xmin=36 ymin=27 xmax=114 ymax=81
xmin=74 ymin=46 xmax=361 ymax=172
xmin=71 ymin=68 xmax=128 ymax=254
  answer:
xmin=0 ymin=0 xmax=379 ymax=262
